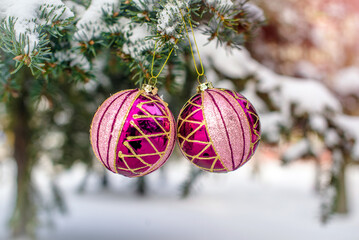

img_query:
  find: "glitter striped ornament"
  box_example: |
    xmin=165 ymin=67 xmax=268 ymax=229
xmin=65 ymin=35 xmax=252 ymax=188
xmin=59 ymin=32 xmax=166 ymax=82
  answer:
xmin=90 ymin=87 xmax=176 ymax=177
xmin=177 ymin=84 xmax=261 ymax=172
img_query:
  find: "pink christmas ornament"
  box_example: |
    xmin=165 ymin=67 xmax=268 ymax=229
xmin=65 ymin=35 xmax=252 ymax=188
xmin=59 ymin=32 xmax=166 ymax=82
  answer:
xmin=177 ymin=84 xmax=261 ymax=172
xmin=90 ymin=87 xmax=176 ymax=177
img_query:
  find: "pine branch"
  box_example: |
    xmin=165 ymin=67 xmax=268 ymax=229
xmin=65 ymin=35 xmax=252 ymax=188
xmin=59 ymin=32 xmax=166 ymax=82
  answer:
xmin=0 ymin=3 xmax=74 ymax=76
xmin=0 ymin=0 xmax=264 ymax=89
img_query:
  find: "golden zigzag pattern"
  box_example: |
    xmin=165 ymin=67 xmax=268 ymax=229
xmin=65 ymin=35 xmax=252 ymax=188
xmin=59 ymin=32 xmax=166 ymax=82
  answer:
xmin=177 ymin=94 xmax=229 ymax=172
xmin=116 ymin=93 xmax=172 ymax=176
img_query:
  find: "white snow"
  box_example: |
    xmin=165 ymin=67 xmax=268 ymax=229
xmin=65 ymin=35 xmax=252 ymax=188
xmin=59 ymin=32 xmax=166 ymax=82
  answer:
xmin=74 ymin=0 xmax=120 ymax=41
xmin=132 ymin=0 xmax=146 ymax=10
xmin=197 ymin=30 xmax=342 ymax=130
xmin=124 ymin=37 xmax=155 ymax=64
xmin=310 ymin=114 xmax=328 ymax=133
xmin=333 ymin=67 xmax=359 ymax=95
xmin=280 ymin=77 xmax=342 ymax=116
xmin=255 ymin=66 xmax=281 ymax=93
xmin=205 ymin=0 xmax=264 ymax=23
xmin=243 ymin=2 xmax=266 ymax=23
xmin=213 ymin=79 xmax=236 ymax=90
xmin=334 ymin=115 xmax=359 ymax=160
xmin=282 ymin=139 xmax=310 ymax=162
xmin=64 ymin=0 xmax=86 ymax=18
xmin=205 ymin=0 xmax=233 ymax=12
xmin=259 ymin=112 xmax=283 ymax=143
xmin=195 ymin=31 xmax=344 ymax=145
xmin=54 ymin=50 xmax=91 ymax=71
xmin=331 ymin=149 xmax=344 ymax=175
xmin=294 ymin=61 xmax=323 ymax=80
xmin=1 ymin=156 xmax=359 ymax=240
xmin=156 ymin=1 xmax=187 ymax=39
xmin=196 ymin=33 xmax=259 ymax=79
xmin=325 ymin=129 xmax=340 ymax=148
xmin=132 ymin=0 xmax=156 ymax=11
xmin=240 ymin=82 xmax=267 ymax=113
xmin=0 ymin=0 xmax=74 ymax=53
xmin=197 ymin=31 xmax=341 ymax=118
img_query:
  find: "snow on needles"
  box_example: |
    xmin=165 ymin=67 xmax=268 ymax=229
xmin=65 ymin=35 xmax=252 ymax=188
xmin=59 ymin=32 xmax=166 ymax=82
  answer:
xmin=280 ymin=77 xmax=341 ymax=116
xmin=205 ymin=0 xmax=233 ymax=12
xmin=243 ymin=2 xmax=266 ymax=22
xmin=335 ymin=115 xmax=359 ymax=160
xmin=75 ymin=0 xmax=120 ymax=41
xmin=0 ymin=0 xmax=73 ymax=53
xmin=197 ymin=31 xmax=341 ymax=116
xmin=260 ymin=112 xmax=283 ymax=143
xmin=156 ymin=1 xmax=188 ymax=40
xmin=195 ymin=31 xmax=343 ymax=143
xmin=333 ymin=67 xmax=359 ymax=96
xmin=282 ymin=139 xmax=311 ymax=162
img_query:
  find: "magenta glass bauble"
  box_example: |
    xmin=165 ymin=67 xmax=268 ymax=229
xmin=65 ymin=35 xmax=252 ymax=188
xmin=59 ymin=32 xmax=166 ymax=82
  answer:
xmin=90 ymin=88 xmax=176 ymax=177
xmin=177 ymin=86 xmax=261 ymax=172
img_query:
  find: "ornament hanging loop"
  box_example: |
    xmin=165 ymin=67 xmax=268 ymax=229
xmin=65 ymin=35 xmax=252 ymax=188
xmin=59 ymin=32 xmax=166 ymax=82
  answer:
xmin=148 ymin=5 xmax=207 ymax=90
xmin=148 ymin=76 xmax=158 ymax=87
xmin=178 ymin=6 xmax=206 ymax=80
xmin=196 ymin=74 xmax=208 ymax=84
xmin=149 ymin=38 xmax=179 ymax=87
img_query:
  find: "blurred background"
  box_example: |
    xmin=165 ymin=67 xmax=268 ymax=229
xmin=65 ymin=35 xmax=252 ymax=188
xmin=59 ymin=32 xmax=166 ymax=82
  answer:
xmin=0 ymin=0 xmax=359 ymax=239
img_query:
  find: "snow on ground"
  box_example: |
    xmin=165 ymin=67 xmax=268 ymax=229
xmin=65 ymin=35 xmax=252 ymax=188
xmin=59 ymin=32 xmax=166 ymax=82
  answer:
xmin=1 ymin=151 xmax=359 ymax=240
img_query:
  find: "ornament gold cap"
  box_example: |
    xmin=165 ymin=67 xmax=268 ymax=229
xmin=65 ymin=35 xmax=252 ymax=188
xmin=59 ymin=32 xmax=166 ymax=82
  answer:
xmin=197 ymin=82 xmax=213 ymax=92
xmin=142 ymin=84 xmax=158 ymax=95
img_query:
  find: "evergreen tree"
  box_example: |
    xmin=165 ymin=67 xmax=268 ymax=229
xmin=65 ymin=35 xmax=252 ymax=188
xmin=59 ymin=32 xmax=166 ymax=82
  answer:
xmin=1 ymin=0 xmax=358 ymax=238
xmin=0 ymin=0 xmax=263 ymax=238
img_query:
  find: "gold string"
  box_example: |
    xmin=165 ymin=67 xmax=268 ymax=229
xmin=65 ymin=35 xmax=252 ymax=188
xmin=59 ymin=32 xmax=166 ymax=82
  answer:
xmin=149 ymin=39 xmax=178 ymax=86
xmin=179 ymin=6 xmax=206 ymax=83
xmin=149 ymin=5 xmax=206 ymax=86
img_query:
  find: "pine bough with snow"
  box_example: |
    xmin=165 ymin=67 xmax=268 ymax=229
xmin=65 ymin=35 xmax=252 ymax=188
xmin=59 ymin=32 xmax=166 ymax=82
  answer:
xmin=196 ymin=38 xmax=359 ymax=223
xmin=0 ymin=0 xmax=264 ymax=238
xmin=0 ymin=0 xmax=357 ymax=238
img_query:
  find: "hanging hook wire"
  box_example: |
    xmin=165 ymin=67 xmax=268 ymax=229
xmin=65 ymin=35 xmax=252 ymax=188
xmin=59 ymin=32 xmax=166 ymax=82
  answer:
xmin=178 ymin=6 xmax=206 ymax=84
xmin=149 ymin=3 xmax=206 ymax=87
